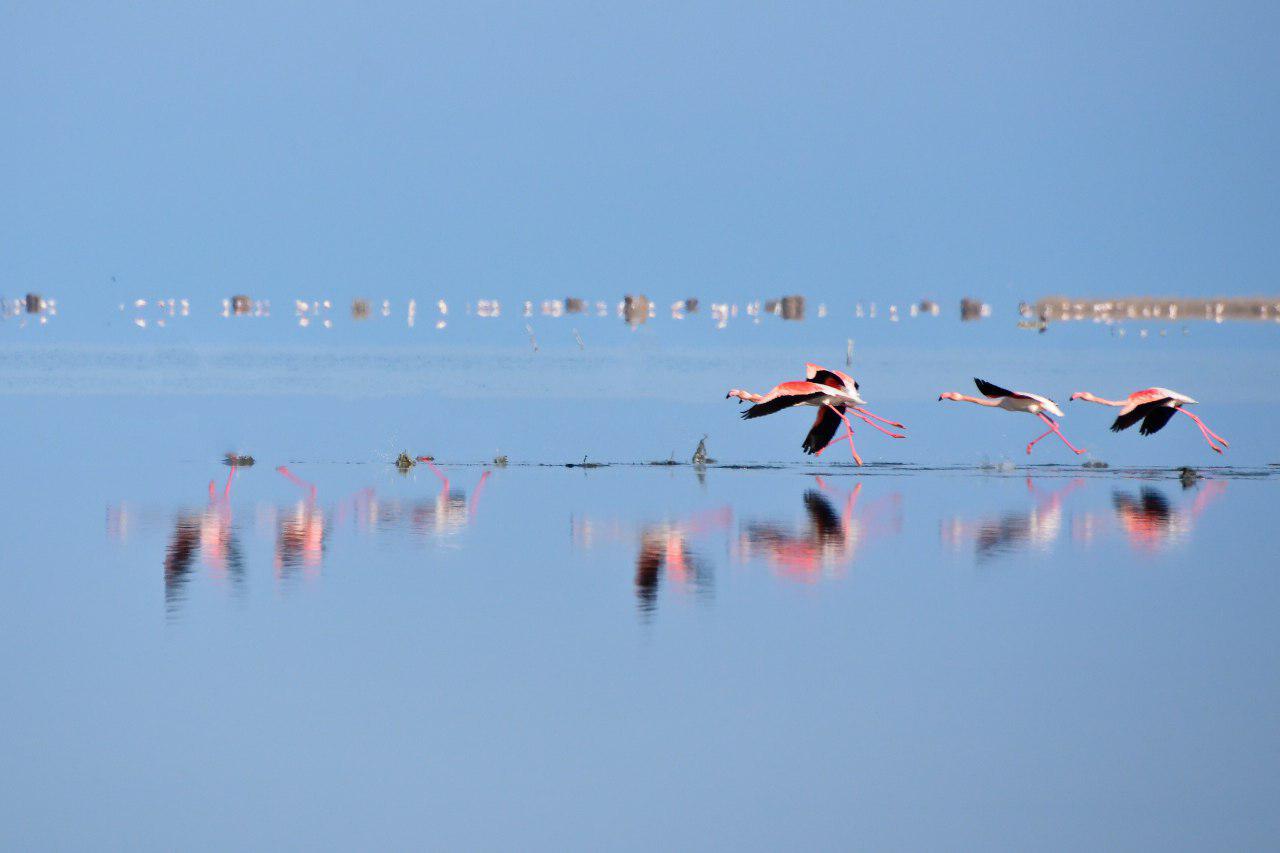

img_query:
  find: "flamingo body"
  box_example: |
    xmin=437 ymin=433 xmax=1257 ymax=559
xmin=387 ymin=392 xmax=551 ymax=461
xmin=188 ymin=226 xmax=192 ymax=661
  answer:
xmin=727 ymin=364 xmax=907 ymax=464
xmin=1070 ymin=387 xmax=1226 ymax=452
xmin=938 ymin=378 xmax=1084 ymax=456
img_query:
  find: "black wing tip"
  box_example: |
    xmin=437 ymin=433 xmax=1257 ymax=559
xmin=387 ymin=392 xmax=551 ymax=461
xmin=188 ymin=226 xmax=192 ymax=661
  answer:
xmin=973 ymin=377 xmax=1008 ymax=397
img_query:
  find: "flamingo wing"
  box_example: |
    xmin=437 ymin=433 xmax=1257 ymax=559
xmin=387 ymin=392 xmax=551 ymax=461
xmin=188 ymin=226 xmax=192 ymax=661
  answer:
xmin=1139 ymin=404 xmax=1179 ymax=436
xmin=1111 ymin=398 xmax=1173 ymax=433
xmin=742 ymin=383 xmax=827 ymax=419
xmin=974 ymin=377 xmax=1015 ymax=398
xmin=805 ymin=363 xmax=858 ymax=392
xmin=801 ymin=404 xmax=844 ymax=454
xmin=802 ymin=490 xmax=842 ymax=537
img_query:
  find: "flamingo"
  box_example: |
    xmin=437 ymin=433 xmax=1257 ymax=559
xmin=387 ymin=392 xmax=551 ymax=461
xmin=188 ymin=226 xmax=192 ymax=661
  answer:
xmin=726 ymin=363 xmax=907 ymax=465
xmin=938 ymin=378 xmax=1086 ymax=456
xmin=1069 ymin=388 xmax=1228 ymax=453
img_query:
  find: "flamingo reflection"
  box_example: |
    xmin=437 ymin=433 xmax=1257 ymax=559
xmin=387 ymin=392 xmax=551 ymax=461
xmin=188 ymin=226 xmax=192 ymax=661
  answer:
xmin=942 ymin=477 xmax=1083 ymax=560
xmin=1109 ymin=480 xmax=1227 ymax=553
xmin=163 ymin=468 xmax=243 ymax=614
xmin=737 ymin=479 xmax=902 ymax=581
xmin=275 ymin=466 xmax=328 ymax=575
xmin=409 ymin=459 xmax=490 ymax=537
xmin=572 ymin=506 xmax=732 ymax=618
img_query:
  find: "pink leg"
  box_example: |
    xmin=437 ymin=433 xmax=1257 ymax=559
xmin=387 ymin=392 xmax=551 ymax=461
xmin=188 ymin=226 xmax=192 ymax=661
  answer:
xmin=825 ymin=404 xmax=863 ymax=466
xmin=424 ymin=459 xmax=450 ymax=487
xmin=1025 ymin=425 xmax=1055 ymax=454
xmin=849 ymin=409 xmax=906 ymax=438
xmin=469 ymin=470 xmax=491 ymax=519
xmin=1178 ymin=409 xmax=1228 ymax=451
xmin=856 ymin=408 xmax=906 ymax=430
xmin=1037 ymin=413 xmax=1087 ymax=455
xmin=276 ymin=465 xmax=318 ymax=501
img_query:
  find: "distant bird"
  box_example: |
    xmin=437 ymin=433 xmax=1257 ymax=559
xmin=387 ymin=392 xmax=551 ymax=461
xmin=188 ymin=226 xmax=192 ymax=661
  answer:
xmin=726 ymin=363 xmax=906 ymax=465
xmin=939 ymin=377 xmax=1086 ymax=456
xmin=1070 ymin=388 xmax=1228 ymax=453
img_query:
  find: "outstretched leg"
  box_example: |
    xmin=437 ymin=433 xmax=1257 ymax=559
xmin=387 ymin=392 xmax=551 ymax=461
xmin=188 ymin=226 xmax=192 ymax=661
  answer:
xmin=1026 ymin=424 xmax=1056 ymax=455
xmin=1036 ymin=413 xmax=1087 ymax=455
xmin=1177 ymin=408 xmax=1228 ymax=452
xmin=855 ymin=408 xmax=907 ymax=430
xmin=825 ymin=404 xmax=863 ymax=466
xmin=849 ymin=409 xmax=906 ymax=438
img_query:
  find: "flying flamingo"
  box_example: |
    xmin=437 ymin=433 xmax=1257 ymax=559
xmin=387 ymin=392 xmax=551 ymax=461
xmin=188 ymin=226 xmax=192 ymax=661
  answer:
xmin=1069 ymin=388 xmax=1228 ymax=453
xmin=938 ymin=378 xmax=1086 ymax=456
xmin=726 ymin=363 xmax=906 ymax=465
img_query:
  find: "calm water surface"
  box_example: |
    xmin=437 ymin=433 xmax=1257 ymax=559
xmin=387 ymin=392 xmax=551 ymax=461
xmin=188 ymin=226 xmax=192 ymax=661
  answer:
xmin=2 ymin=333 xmax=1278 ymax=849
xmin=4 ymin=453 xmax=1279 ymax=849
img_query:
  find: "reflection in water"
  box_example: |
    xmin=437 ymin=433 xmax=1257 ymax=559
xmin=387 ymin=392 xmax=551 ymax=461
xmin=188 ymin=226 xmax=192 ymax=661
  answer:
xmin=112 ymin=467 xmax=1243 ymax=620
xmin=276 ymin=466 xmax=328 ymax=576
xmin=1107 ymin=480 xmax=1227 ymax=553
xmin=737 ymin=479 xmax=902 ymax=581
xmin=163 ymin=469 xmax=244 ymax=615
xmin=942 ymin=478 xmax=1083 ymax=561
xmin=573 ymin=507 xmax=732 ymax=618
xmin=404 ymin=460 xmax=490 ymax=537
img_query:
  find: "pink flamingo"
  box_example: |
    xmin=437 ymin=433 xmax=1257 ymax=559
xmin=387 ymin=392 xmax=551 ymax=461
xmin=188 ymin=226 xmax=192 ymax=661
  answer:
xmin=726 ymin=363 xmax=906 ymax=465
xmin=939 ymin=378 xmax=1086 ymax=456
xmin=1070 ymin=388 xmax=1228 ymax=454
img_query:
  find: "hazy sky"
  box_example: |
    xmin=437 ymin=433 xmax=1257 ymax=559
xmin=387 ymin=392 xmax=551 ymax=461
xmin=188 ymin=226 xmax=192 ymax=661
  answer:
xmin=4 ymin=1 xmax=1278 ymax=306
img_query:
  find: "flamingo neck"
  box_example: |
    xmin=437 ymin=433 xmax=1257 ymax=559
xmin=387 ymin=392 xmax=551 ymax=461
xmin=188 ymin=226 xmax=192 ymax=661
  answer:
xmin=1075 ymin=392 xmax=1125 ymax=407
xmin=942 ymin=393 xmax=999 ymax=406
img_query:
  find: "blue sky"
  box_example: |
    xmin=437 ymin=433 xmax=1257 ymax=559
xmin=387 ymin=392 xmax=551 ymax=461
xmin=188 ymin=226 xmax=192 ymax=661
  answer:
xmin=3 ymin=1 xmax=1278 ymax=308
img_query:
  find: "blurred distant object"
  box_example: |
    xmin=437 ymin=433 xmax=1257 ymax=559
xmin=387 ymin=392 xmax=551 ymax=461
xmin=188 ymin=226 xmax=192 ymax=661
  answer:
xmin=960 ymin=298 xmax=990 ymax=321
xmin=917 ymin=299 xmax=940 ymax=316
xmin=395 ymin=451 xmax=415 ymax=471
xmin=764 ymin=295 xmax=805 ymax=320
xmin=224 ymin=295 xmax=268 ymax=318
xmin=1033 ymin=295 xmax=1280 ymax=325
xmin=2 ymin=293 xmax=57 ymax=325
xmin=223 ymin=453 xmax=255 ymax=467
xmin=623 ymin=294 xmax=651 ymax=326
xmin=669 ymin=297 xmax=699 ymax=320
xmin=351 ymin=298 xmax=371 ymax=320
xmin=564 ymin=297 xmax=585 ymax=314
xmin=293 ymin=298 xmax=333 ymax=328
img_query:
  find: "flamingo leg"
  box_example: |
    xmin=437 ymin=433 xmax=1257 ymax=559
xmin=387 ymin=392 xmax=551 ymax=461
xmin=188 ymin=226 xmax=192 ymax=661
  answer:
xmin=469 ymin=470 xmax=491 ymax=519
xmin=1036 ymin=413 xmax=1087 ymax=455
xmin=849 ymin=409 xmax=906 ymax=438
xmin=824 ymin=404 xmax=863 ymax=466
xmin=1025 ymin=424 xmax=1056 ymax=454
xmin=855 ymin=408 xmax=907 ymax=430
xmin=1177 ymin=408 xmax=1228 ymax=451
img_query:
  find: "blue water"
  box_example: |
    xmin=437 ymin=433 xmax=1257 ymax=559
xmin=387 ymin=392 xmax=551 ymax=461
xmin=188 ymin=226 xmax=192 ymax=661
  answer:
xmin=1 ymin=327 xmax=1278 ymax=849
